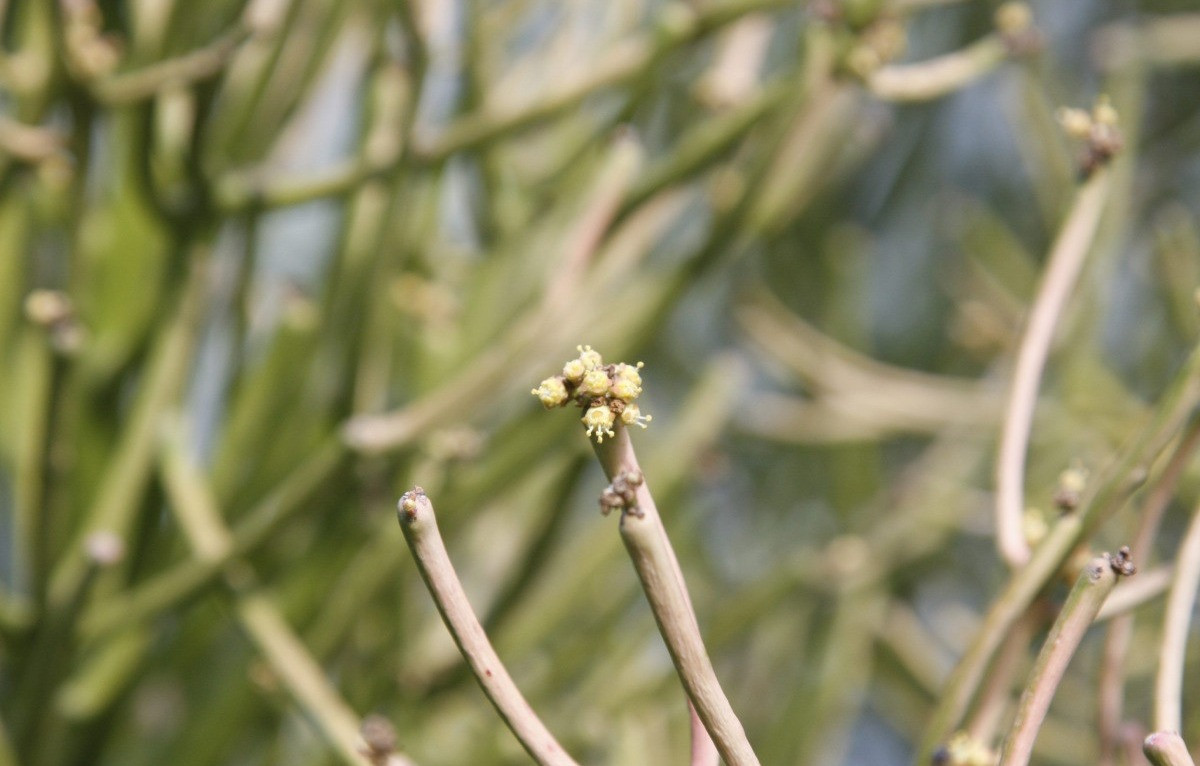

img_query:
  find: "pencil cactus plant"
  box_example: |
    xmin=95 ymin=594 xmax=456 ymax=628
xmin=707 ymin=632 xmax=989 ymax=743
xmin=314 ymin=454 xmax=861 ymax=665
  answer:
xmin=2 ymin=0 xmax=1200 ymax=765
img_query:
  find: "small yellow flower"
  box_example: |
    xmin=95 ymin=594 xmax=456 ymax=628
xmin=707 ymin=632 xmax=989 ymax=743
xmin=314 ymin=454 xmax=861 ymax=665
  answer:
xmin=620 ymin=403 xmax=652 ymax=429
xmin=610 ymin=362 xmax=643 ymax=401
xmin=610 ymin=378 xmax=637 ymax=402
xmin=562 ymin=358 xmax=586 ymax=382
xmin=538 ymin=347 xmax=652 ymax=442
xmin=582 ymin=404 xmax=616 ymax=443
xmin=577 ymin=344 xmax=603 ymax=370
xmin=1057 ymin=107 xmax=1092 ymax=139
xmin=1093 ymin=95 xmax=1118 ymax=127
xmin=1022 ymin=507 xmax=1048 ymax=548
xmin=579 ymin=369 xmax=610 ymax=397
xmin=531 ymin=377 xmax=569 ymax=408
xmin=994 ymin=2 xmax=1032 ymax=36
xmin=943 ymin=732 xmax=997 ymax=766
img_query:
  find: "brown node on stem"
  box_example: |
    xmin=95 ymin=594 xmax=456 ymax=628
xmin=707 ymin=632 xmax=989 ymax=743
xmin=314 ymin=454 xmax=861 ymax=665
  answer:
xmin=599 ymin=470 xmax=645 ymax=518
xmin=359 ymin=714 xmax=399 ymax=766
xmin=1108 ymin=545 xmax=1136 ymax=577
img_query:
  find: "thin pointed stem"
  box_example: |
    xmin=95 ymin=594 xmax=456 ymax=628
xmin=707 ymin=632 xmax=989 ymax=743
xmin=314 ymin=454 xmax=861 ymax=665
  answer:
xmin=868 ymin=36 xmax=1008 ymax=102
xmin=995 ymin=169 xmax=1112 ymax=567
xmin=1099 ymin=418 xmax=1200 ymax=764
xmin=396 ymin=489 xmax=580 ymax=766
xmin=1144 ymin=732 xmax=1197 ymax=766
xmin=689 ymin=703 xmax=720 ymax=766
xmin=593 ymin=426 xmax=760 ymax=766
xmin=921 ymin=336 xmax=1200 ymax=762
xmin=1155 ymin=497 xmax=1200 ymax=733
xmin=159 ymin=424 xmax=403 ymax=766
xmin=999 ymin=555 xmax=1122 ymax=766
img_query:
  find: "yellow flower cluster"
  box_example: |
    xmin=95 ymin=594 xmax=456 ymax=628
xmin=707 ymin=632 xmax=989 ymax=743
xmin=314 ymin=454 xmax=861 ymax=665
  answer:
xmin=933 ymin=732 xmax=997 ymax=766
xmin=531 ymin=345 xmax=652 ymax=443
xmin=1057 ymin=95 xmax=1122 ymax=177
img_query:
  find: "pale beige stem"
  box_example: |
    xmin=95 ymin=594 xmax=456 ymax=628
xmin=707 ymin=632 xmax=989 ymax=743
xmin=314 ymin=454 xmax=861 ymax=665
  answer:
xmin=995 ymin=170 xmax=1112 ymax=567
xmin=1095 ymin=565 xmax=1171 ymax=622
xmin=159 ymin=424 xmax=399 ymax=766
xmin=1156 ymin=498 xmax=1200 ymax=733
xmin=593 ymin=426 xmax=761 ymax=766
xmin=1143 ymin=731 xmax=1197 ymax=766
xmin=397 ymin=489 xmax=580 ymax=766
xmin=689 ymin=703 xmax=720 ymax=766
xmin=999 ymin=555 xmax=1120 ymax=765
xmin=1099 ymin=420 xmax=1200 ymax=764
xmin=868 ymin=37 xmax=1007 ymax=102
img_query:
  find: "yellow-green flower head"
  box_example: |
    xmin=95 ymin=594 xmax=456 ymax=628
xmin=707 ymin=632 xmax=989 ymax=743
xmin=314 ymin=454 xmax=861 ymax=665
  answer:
xmin=942 ymin=732 xmax=997 ymax=766
xmin=579 ymin=369 xmax=610 ymax=397
xmin=620 ymin=403 xmax=652 ymax=429
xmin=582 ymin=404 xmax=616 ymax=443
xmin=610 ymin=378 xmax=639 ymax=402
xmin=1093 ymin=95 xmax=1118 ymax=127
xmin=610 ymin=362 xmax=643 ymax=401
xmin=576 ymin=344 xmax=603 ymax=370
xmin=531 ymin=377 xmax=569 ymax=409
xmin=1057 ymin=107 xmax=1092 ymax=140
xmin=562 ymin=359 xmax=585 ymax=382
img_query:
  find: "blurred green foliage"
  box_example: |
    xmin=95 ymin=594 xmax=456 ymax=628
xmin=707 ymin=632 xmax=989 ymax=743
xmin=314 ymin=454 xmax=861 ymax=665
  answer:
xmin=2 ymin=0 xmax=1200 ymax=764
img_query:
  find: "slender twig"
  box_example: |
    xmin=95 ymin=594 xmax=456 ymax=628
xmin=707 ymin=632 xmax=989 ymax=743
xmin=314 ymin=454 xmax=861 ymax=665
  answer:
xmin=237 ymin=594 xmax=386 ymax=766
xmin=995 ymin=169 xmax=1113 ymax=567
xmin=1095 ymin=565 xmax=1171 ymax=622
xmin=998 ymin=554 xmax=1122 ymax=766
xmin=396 ymin=488 xmax=580 ymax=766
xmin=545 ymin=132 xmax=642 ymax=312
xmin=737 ymin=289 xmax=999 ymax=434
xmin=46 ymin=249 xmax=210 ymax=612
xmin=344 ymin=133 xmax=641 ymax=453
xmin=868 ymin=36 xmax=1008 ymax=103
xmin=412 ymin=0 xmax=792 ymax=163
xmin=964 ymin=610 xmax=1037 ymax=746
xmin=886 ymin=0 xmax=970 ymax=13
xmin=1098 ymin=417 xmax=1200 ymax=764
xmin=694 ymin=15 xmax=772 ymax=109
xmin=920 ymin=337 xmax=1200 ymax=761
xmin=1156 ymin=497 xmax=1200 ymax=733
xmin=79 ymin=438 xmax=348 ymax=641
xmin=212 ymin=0 xmax=793 ymax=213
xmin=0 ymin=116 xmax=65 ymax=162
xmin=1094 ymin=15 xmax=1200 ymax=71
xmin=917 ymin=468 xmax=1139 ymax=760
xmin=90 ymin=26 xmax=251 ymax=104
xmin=12 ymin=315 xmax=61 ymax=607
xmin=593 ymin=426 xmax=761 ymax=766
xmin=159 ymin=424 xmax=405 ymax=766
xmin=622 ymin=81 xmax=788 ymax=214
xmin=1144 ymin=731 xmax=1197 ymax=766
xmin=689 ymin=704 xmax=720 ymax=766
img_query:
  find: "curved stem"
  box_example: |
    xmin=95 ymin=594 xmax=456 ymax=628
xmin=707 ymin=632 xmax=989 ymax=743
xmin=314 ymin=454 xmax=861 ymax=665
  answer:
xmin=412 ymin=0 xmax=793 ymax=163
xmin=79 ymin=438 xmax=346 ymax=641
xmin=995 ymin=169 xmax=1112 ymax=567
xmin=868 ymin=36 xmax=1007 ymax=103
xmin=397 ymin=489 xmax=580 ymax=766
xmin=921 ymin=337 xmax=1200 ymax=762
xmin=1144 ymin=731 xmax=1197 ymax=766
xmin=90 ymin=26 xmax=250 ymax=104
xmin=159 ymin=424 xmax=405 ymax=766
xmin=689 ymin=703 xmax=720 ymax=766
xmin=1098 ymin=418 xmax=1200 ymax=763
xmin=1095 ymin=565 xmax=1171 ymax=622
xmin=1156 ymin=497 xmax=1200 ymax=733
xmin=593 ymin=426 xmax=760 ymax=766
xmin=999 ymin=555 xmax=1120 ymax=766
